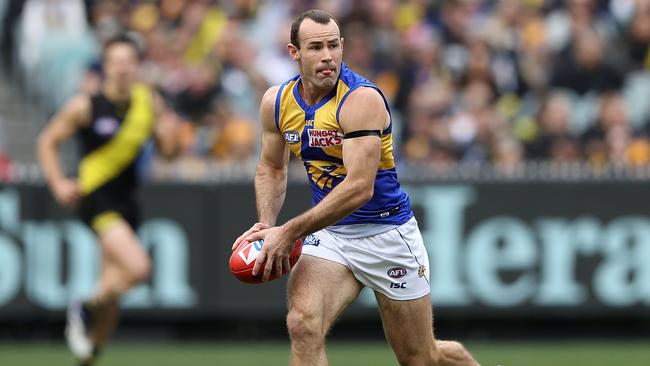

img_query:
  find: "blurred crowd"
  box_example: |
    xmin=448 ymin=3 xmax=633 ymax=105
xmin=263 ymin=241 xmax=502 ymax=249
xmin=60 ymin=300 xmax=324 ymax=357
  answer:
xmin=2 ymin=0 xmax=650 ymax=179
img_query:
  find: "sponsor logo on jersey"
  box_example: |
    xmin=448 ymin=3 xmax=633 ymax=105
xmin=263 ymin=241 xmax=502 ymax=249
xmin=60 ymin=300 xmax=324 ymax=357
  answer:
xmin=303 ymin=234 xmax=320 ymax=247
xmin=387 ymin=267 xmax=407 ymax=279
xmin=390 ymin=282 xmax=407 ymax=289
xmin=308 ymin=129 xmax=342 ymax=147
xmin=284 ymin=130 xmax=301 ymax=145
xmin=94 ymin=117 xmax=120 ymax=136
xmin=238 ymin=240 xmax=263 ymax=265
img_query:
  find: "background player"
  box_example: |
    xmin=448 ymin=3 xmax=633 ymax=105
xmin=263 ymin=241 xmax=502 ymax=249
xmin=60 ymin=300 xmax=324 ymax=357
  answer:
xmin=37 ymin=35 xmax=178 ymax=366
xmin=233 ymin=9 xmax=480 ymax=366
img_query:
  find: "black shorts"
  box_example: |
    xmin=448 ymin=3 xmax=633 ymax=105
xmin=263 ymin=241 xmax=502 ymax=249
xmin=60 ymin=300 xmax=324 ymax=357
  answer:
xmin=79 ymin=188 xmax=139 ymax=233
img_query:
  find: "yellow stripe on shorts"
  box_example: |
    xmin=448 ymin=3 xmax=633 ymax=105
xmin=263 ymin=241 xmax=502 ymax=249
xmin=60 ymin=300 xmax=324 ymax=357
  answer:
xmin=91 ymin=211 xmax=123 ymax=233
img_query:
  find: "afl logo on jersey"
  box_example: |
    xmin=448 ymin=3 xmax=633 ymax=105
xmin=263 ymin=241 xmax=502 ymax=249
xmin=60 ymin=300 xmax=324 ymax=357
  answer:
xmin=94 ymin=117 xmax=120 ymax=136
xmin=284 ymin=130 xmax=301 ymax=145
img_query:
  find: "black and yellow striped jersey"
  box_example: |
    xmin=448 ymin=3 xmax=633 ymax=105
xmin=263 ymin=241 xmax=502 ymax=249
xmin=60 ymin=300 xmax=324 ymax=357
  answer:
xmin=78 ymin=83 xmax=155 ymax=197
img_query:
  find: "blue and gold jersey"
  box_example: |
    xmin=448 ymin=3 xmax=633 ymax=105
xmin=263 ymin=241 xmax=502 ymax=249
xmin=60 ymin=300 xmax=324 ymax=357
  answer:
xmin=275 ymin=63 xmax=412 ymax=226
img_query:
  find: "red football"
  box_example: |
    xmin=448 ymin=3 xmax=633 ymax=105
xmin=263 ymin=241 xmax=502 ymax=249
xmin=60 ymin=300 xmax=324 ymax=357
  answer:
xmin=230 ymin=239 xmax=303 ymax=283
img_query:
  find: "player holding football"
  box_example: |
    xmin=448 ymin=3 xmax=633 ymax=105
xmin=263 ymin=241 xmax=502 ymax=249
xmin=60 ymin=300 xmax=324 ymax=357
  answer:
xmin=232 ymin=9 xmax=480 ymax=366
xmin=37 ymin=35 xmax=177 ymax=366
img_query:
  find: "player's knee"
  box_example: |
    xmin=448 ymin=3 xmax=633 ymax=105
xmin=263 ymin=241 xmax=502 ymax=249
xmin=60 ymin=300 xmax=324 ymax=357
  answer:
xmin=394 ymin=347 xmax=440 ymax=366
xmin=438 ymin=340 xmax=473 ymax=364
xmin=286 ymin=309 xmax=323 ymax=342
xmin=125 ymin=253 xmax=151 ymax=286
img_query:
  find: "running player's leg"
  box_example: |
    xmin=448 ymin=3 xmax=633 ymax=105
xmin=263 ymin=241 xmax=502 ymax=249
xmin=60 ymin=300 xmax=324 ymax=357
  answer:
xmin=287 ymin=255 xmax=363 ymax=366
xmin=94 ymin=217 xmax=150 ymax=301
xmin=89 ymin=217 xmax=150 ymax=345
xmin=88 ymin=250 xmax=121 ymax=347
xmin=375 ymin=292 xmax=479 ymax=366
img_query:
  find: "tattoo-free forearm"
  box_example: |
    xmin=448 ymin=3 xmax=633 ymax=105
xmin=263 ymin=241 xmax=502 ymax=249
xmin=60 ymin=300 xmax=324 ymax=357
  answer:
xmin=255 ymin=162 xmax=288 ymax=226
xmin=37 ymin=134 xmax=65 ymax=187
xmin=283 ymin=177 xmax=372 ymax=240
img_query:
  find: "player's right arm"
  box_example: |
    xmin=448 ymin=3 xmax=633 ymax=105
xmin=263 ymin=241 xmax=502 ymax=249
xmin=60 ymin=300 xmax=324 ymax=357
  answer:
xmin=36 ymin=94 xmax=91 ymax=208
xmin=231 ymin=86 xmax=289 ymax=250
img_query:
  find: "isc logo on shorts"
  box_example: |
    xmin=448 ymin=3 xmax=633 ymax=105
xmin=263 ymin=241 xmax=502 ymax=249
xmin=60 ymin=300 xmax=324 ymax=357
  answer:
xmin=308 ymin=129 xmax=342 ymax=147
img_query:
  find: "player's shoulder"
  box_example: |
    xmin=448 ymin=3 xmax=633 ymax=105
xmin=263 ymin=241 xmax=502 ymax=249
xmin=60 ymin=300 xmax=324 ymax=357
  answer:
xmin=67 ymin=93 xmax=92 ymax=109
xmin=63 ymin=93 xmax=93 ymax=125
xmin=261 ymin=85 xmax=281 ymax=107
xmin=259 ymin=85 xmax=283 ymax=130
xmin=260 ymin=85 xmax=282 ymax=115
xmin=341 ymin=86 xmax=385 ymax=113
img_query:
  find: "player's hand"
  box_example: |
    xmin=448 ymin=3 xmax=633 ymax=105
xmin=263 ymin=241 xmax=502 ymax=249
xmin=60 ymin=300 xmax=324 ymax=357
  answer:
xmin=52 ymin=178 xmax=80 ymax=208
xmin=232 ymin=222 xmax=270 ymax=251
xmin=247 ymin=226 xmax=293 ymax=282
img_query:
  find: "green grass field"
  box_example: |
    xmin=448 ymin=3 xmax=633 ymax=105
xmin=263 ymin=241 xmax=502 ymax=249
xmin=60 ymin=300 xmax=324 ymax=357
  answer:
xmin=1 ymin=341 xmax=649 ymax=366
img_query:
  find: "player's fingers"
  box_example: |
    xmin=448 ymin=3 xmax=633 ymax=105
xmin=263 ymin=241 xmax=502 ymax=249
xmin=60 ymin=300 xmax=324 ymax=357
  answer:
xmin=275 ymin=257 xmax=283 ymax=279
xmin=232 ymin=231 xmax=250 ymax=250
xmin=283 ymin=257 xmax=291 ymax=274
xmin=253 ymin=222 xmax=270 ymax=230
xmin=246 ymin=229 xmax=267 ymax=242
xmin=252 ymin=250 xmax=266 ymax=276
xmin=64 ymin=195 xmax=79 ymax=208
xmin=262 ymin=252 xmax=275 ymax=282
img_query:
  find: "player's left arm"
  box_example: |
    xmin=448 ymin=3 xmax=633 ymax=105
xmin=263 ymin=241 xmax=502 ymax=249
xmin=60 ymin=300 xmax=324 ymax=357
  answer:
xmin=247 ymin=87 xmax=387 ymax=281
xmin=152 ymin=90 xmax=179 ymax=159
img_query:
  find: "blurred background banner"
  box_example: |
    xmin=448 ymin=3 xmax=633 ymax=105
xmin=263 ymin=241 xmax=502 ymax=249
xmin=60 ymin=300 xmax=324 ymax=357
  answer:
xmin=2 ymin=182 xmax=649 ymax=320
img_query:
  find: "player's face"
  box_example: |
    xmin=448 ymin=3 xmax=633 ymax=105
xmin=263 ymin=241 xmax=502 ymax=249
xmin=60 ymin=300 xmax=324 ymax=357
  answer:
xmin=291 ymin=19 xmax=343 ymax=90
xmin=103 ymin=43 xmax=139 ymax=89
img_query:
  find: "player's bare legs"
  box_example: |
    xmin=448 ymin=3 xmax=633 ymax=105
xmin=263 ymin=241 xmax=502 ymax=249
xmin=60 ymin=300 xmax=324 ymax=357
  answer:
xmin=375 ymin=292 xmax=480 ymax=366
xmin=90 ymin=219 xmax=151 ymax=346
xmin=287 ymin=255 xmax=363 ymax=366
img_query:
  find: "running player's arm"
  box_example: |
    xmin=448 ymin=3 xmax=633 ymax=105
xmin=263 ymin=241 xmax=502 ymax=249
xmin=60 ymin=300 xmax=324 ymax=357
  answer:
xmin=232 ymin=86 xmax=289 ymax=250
xmin=37 ymin=94 xmax=91 ymax=207
xmin=283 ymin=87 xmax=385 ymax=239
xmin=152 ymin=90 xmax=179 ymax=159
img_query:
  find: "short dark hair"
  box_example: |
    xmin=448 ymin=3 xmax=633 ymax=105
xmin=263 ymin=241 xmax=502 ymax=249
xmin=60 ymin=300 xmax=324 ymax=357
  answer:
xmin=103 ymin=33 xmax=143 ymax=61
xmin=290 ymin=9 xmax=339 ymax=49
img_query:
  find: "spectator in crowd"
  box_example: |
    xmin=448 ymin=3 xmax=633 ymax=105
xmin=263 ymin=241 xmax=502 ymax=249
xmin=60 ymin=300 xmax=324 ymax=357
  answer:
xmin=550 ymin=30 xmax=623 ymax=95
xmin=526 ymin=92 xmax=581 ymax=162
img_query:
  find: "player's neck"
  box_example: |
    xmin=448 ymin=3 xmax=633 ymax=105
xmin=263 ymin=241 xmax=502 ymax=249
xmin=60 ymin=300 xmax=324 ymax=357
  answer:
xmin=102 ymin=82 xmax=131 ymax=103
xmin=299 ymin=79 xmax=332 ymax=106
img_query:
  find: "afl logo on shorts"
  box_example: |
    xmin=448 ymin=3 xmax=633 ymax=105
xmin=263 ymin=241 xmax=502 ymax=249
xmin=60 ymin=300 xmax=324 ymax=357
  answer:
xmin=387 ymin=267 xmax=407 ymax=279
xmin=94 ymin=117 xmax=120 ymax=136
xmin=284 ymin=130 xmax=300 ymax=145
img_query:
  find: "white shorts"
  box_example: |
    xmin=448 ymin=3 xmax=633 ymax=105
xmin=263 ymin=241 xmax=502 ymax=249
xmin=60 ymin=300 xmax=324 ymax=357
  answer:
xmin=302 ymin=217 xmax=431 ymax=300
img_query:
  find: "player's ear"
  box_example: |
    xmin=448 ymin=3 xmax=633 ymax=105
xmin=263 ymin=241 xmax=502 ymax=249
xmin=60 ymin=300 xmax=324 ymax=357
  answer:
xmin=288 ymin=43 xmax=300 ymax=61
